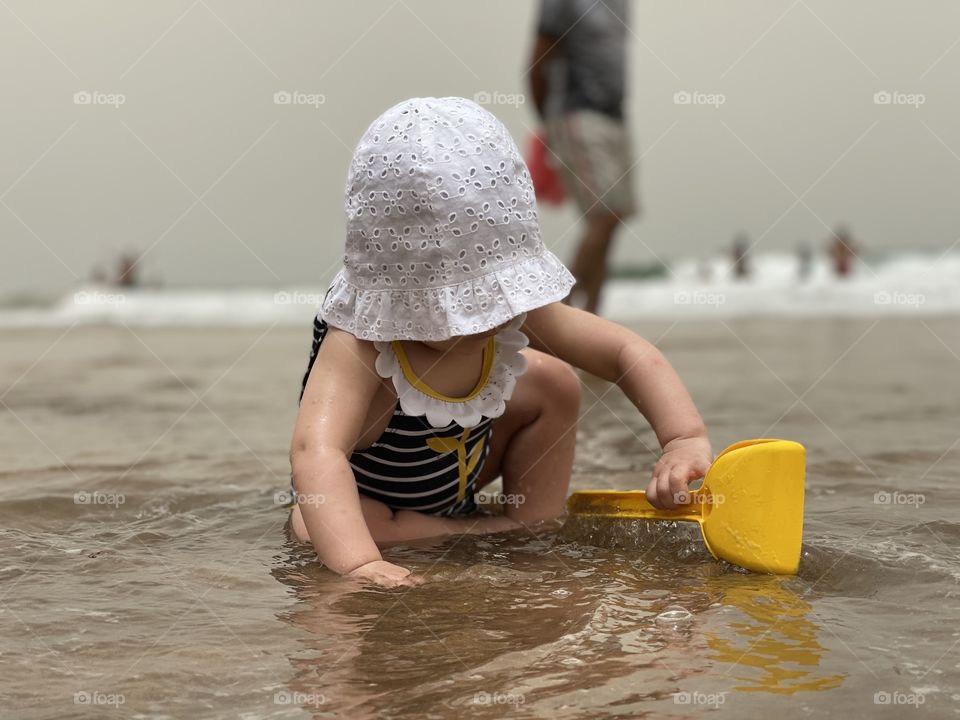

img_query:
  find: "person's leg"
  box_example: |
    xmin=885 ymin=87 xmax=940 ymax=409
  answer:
xmin=290 ymin=489 xmax=397 ymax=544
xmin=473 ymin=348 xmax=581 ymax=524
xmin=551 ymin=111 xmax=633 ymax=315
xmin=568 ymin=211 xmax=621 ymax=314
xmin=290 ymin=504 xmax=309 ymax=542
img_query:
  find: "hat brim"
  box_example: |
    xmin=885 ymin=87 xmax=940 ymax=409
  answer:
xmin=319 ymin=249 xmax=575 ymax=341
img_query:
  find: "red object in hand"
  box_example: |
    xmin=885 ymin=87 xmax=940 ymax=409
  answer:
xmin=526 ymin=132 xmax=567 ymax=206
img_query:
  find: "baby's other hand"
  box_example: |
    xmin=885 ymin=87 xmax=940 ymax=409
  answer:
xmin=646 ymin=437 xmax=713 ymax=509
xmin=347 ymin=560 xmax=421 ymax=588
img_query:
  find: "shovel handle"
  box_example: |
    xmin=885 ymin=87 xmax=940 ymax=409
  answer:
xmin=566 ymin=489 xmax=705 ymax=523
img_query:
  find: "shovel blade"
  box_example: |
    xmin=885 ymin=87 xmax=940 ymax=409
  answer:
xmin=700 ymin=439 xmax=805 ymax=575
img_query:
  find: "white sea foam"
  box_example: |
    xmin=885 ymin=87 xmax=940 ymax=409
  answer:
xmin=1 ymin=252 xmax=958 ymax=327
xmin=0 ymin=287 xmax=324 ymax=328
xmin=601 ymin=252 xmax=960 ymax=321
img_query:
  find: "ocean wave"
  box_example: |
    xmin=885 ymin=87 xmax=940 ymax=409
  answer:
xmin=2 ymin=252 xmax=958 ymax=327
xmin=603 ymin=251 xmax=960 ymax=320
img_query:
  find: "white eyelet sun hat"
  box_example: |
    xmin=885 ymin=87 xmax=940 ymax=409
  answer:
xmin=319 ymin=96 xmax=575 ymax=341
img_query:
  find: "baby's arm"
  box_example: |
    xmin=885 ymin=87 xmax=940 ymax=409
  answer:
xmin=290 ymin=328 xmax=413 ymax=585
xmin=524 ymin=303 xmax=712 ymax=509
xmin=290 ymin=328 xmax=521 ymax=586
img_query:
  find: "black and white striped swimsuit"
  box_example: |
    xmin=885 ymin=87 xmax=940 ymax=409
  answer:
xmin=299 ymin=316 xmax=493 ymax=517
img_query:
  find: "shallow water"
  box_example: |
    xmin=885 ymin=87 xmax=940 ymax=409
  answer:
xmin=2 ymin=318 xmax=959 ymax=718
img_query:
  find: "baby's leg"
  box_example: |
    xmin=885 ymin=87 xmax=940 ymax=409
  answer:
xmin=291 ymin=504 xmax=310 ymax=542
xmin=474 ymin=349 xmax=581 ymax=524
xmin=290 ymin=494 xmax=517 ymax=549
xmin=289 ymin=496 xmax=391 ymax=544
xmin=289 ymin=495 xmax=411 ymax=545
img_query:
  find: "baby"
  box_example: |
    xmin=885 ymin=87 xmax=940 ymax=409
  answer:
xmin=289 ymin=97 xmax=711 ymax=587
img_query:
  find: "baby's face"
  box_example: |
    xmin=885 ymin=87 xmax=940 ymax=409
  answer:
xmin=420 ymin=320 xmax=510 ymax=353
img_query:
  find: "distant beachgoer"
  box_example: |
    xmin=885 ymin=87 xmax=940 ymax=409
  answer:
xmin=288 ymin=98 xmax=711 ymax=588
xmin=731 ymin=234 xmax=750 ymax=280
xmin=829 ymin=226 xmax=857 ymax=278
xmin=528 ymin=0 xmax=637 ymax=315
xmin=116 ymin=253 xmax=139 ymax=288
xmin=797 ymin=241 xmax=813 ymax=282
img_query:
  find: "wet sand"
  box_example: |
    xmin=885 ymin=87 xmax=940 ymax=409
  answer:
xmin=2 ymin=317 xmax=959 ymax=718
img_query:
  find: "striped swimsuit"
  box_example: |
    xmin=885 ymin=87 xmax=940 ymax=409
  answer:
xmin=299 ymin=316 xmax=496 ymax=517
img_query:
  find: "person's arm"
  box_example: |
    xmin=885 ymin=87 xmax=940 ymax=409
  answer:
xmin=290 ymin=327 xmax=413 ymax=585
xmin=528 ymin=32 xmax=558 ymax=120
xmin=523 ymin=303 xmax=712 ymax=509
xmin=290 ymin=328 xmax=521 ymax=586
xmin=527 ymin=0 xmax=566 ymax=119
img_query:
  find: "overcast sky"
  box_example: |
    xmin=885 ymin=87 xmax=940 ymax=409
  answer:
xmin=2 ymin=0 xmax=959 ymax=294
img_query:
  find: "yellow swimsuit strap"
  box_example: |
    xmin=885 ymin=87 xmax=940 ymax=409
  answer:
xmin=390 ymin=338 xmax=496 ymax=403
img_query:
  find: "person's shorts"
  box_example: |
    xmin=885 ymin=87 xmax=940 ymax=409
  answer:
xmin=545 ymin=109 xmax=638 ymax=220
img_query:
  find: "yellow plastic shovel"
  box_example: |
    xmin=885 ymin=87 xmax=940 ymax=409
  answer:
xmin=566 ymin=439 xmax=805 ymax=574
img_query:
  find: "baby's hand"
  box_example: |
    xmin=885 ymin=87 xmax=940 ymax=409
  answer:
xmin=646 ymin=437 xmax=713 ymax=509
xmin=347 ymin=560 xmax=421 ymax=588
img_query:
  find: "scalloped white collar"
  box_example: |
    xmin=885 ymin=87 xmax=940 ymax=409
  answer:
xmin=373 ymin=313 xmax=529 ymax=428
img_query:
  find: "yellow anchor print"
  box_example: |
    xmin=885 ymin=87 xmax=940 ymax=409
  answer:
xmin=426 ymin=427 xmax=486 ymax=503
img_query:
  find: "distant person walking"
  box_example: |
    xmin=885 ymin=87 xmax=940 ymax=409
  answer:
xmin=796 ymin=241 xmax=813 ymax=282
xmin=529 ymin=0 xmax=637 ymax=315
xmin=731 ymin=233 xmax=751 ymax=280
xmin=829 ymin=226 xmax=858 ymax=278
xmin=116 ymin=253 xmax=140 ymax=288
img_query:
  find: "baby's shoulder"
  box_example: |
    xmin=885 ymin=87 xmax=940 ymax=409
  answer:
xmin=317 ymin=325 xmax=382 ymax=376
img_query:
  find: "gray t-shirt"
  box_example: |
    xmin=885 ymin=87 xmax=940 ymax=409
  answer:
xmin=537 ymin=0 xmax=628 ymax=119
